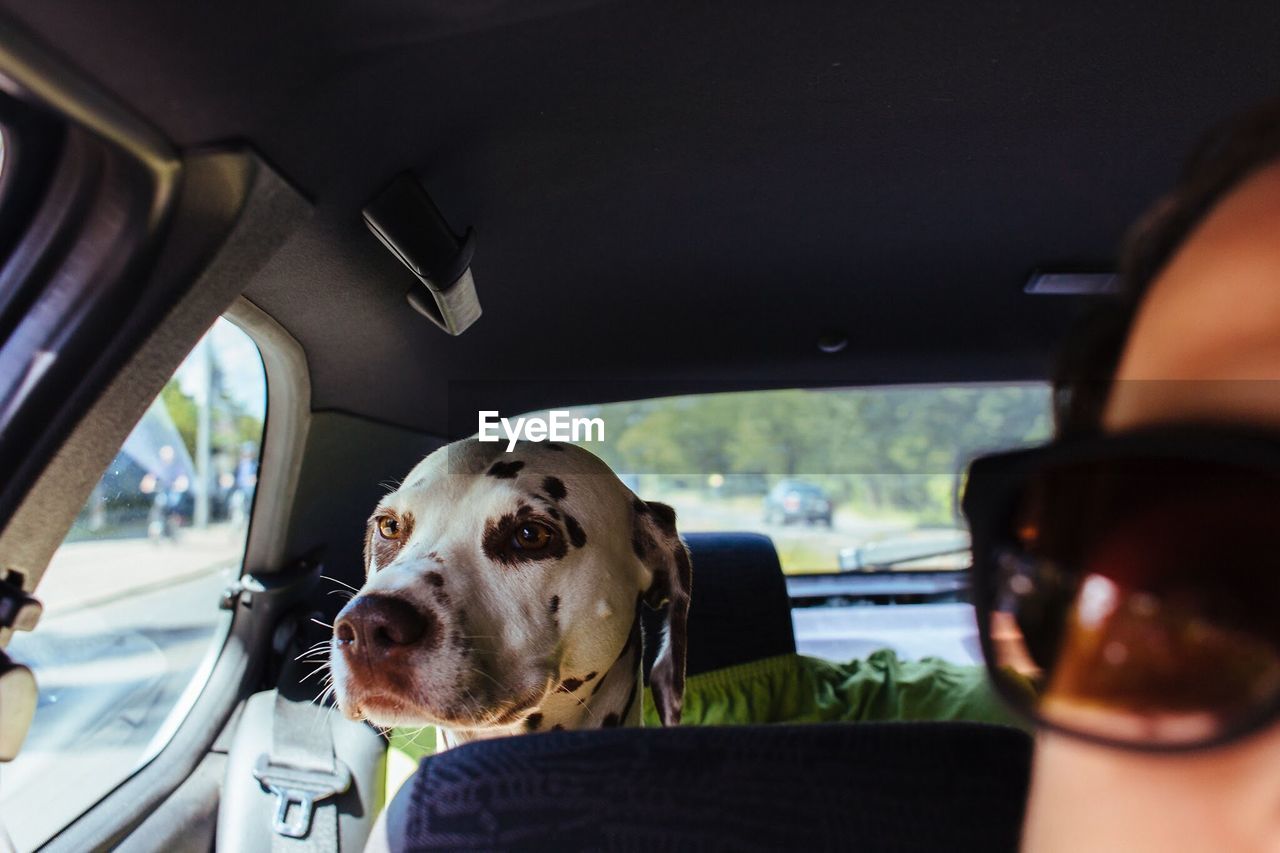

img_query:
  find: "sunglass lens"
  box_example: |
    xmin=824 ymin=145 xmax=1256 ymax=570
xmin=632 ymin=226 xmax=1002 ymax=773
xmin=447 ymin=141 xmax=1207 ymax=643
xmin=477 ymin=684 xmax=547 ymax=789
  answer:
xmin=986 ymin=458 xmax=1280 ymax=746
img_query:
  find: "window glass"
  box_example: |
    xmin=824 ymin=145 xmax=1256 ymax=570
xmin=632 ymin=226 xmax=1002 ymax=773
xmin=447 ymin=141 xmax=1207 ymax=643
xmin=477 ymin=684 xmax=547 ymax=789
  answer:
xmin=1 ymin=318 xmax=266 ymax=852
xmin=541 ymin=384 xmax=1051 ymax=665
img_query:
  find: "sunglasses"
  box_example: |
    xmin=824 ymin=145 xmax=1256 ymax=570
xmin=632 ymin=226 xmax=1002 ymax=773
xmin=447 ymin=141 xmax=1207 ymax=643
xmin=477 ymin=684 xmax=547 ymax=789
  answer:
xmin=963 ymin=425 xmax=1280 ymax=752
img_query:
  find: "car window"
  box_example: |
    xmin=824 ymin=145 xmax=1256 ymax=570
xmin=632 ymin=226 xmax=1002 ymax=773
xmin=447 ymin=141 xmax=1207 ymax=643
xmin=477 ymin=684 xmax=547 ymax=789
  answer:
xmin=524 ymin=384 xmax=1051 ymax=665
xmin=0 ymin=317 xmax=266 ymax=852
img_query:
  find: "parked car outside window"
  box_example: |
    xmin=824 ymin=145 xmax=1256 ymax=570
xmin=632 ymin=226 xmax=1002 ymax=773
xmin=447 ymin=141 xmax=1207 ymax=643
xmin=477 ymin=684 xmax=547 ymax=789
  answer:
xmin=763 ymin=480 xmax=834 ymax=527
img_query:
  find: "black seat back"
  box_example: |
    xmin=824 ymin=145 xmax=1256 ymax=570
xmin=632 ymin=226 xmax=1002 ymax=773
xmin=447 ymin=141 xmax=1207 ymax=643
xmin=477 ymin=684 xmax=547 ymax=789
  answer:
xmin=385 ymin=722 xmax=1032 ymax=852
xmin=643 ymin=531 xmax=795 ymax=679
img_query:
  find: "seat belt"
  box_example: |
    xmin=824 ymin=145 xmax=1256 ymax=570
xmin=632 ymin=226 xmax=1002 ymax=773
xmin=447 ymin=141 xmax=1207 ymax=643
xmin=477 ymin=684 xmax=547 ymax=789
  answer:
xmin=253 ymin=685 xmax=351 ymax=852
xmin=251 ymin=591 xmax=351 ymax=853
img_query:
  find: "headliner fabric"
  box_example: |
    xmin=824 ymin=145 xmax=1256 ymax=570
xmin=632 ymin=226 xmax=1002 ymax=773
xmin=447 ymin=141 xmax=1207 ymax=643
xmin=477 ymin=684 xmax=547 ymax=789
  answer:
xmin=386 ymin=721 xmax=1032 ymax=852
xmin=3 ymin=2 xmax=1279 ymax=434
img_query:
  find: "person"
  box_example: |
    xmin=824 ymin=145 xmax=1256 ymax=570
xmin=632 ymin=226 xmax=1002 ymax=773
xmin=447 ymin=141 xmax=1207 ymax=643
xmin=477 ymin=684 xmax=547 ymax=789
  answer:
xmin=229 ymin=441 xmax=258 ymax=528
xmin=964 ymin=99 xmax=1280 ymax=851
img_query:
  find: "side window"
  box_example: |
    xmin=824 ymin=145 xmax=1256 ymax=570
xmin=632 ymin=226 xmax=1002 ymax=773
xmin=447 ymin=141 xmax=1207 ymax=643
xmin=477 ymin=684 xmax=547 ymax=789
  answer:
xmin=1 ymin=318 xmax=266 ymax=852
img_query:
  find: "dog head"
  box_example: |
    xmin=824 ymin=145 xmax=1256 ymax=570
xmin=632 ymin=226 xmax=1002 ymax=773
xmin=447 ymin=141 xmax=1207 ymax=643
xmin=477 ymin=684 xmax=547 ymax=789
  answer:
xmin=329 ymin=438 xmax=691 ymax=732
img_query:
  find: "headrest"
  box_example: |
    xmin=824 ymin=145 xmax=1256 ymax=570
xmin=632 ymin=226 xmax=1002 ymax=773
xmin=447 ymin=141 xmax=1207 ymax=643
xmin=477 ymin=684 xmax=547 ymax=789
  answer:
xmin=385 ymin=722 xmax=1032 ymax=852
xmin=644 ymin=531 xmax=796 ymax=678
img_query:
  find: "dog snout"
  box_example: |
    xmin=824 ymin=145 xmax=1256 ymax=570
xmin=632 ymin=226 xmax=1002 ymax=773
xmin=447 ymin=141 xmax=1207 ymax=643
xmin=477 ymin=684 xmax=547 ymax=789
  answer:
xmin=334 ymin=594 xmax=438 ymax=657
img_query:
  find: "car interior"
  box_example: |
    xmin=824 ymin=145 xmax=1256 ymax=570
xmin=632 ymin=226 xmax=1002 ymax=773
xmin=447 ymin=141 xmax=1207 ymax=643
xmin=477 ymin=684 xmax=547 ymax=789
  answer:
xmin=0 ymin=2 xmax=1277 ymax=851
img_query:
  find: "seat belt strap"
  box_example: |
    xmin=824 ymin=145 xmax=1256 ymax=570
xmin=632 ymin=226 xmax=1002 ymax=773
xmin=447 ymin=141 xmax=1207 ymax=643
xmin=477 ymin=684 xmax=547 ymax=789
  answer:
xmin=253 ymin=678 xmax=351 ymax=851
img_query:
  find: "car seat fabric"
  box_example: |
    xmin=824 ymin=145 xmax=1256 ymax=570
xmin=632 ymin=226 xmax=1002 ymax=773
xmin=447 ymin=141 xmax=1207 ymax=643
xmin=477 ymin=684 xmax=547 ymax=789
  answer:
xmin=384 ymin=722 xmax=1033 ymax=852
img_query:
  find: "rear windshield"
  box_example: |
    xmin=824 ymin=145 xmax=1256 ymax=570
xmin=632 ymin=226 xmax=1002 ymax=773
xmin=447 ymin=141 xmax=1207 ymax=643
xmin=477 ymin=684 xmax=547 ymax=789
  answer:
xmin=539 ymin=383 xmax=1051 ymax=573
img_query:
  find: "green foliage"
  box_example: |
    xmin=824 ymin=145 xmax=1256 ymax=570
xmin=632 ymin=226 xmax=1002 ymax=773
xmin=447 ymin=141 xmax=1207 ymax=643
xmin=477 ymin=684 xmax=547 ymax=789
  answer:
xmin=589 ymin=385 xmax=1050 ymax=523
xmin=161 ymin=380 xmax=199 ymax=457
xmin=159 ymin=377 xmax=264 ymax=461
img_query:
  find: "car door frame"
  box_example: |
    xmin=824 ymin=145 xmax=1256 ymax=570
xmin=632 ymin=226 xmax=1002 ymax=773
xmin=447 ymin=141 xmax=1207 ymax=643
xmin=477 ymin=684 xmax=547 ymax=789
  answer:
xmin=0 ymin=15 xmax=315 ymax=851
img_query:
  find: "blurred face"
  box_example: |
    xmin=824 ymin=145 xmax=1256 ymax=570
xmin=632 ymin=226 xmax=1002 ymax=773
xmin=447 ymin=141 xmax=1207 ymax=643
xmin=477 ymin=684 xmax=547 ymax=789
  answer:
xmin=1022 ymin=161 xmax=1280 ymax=852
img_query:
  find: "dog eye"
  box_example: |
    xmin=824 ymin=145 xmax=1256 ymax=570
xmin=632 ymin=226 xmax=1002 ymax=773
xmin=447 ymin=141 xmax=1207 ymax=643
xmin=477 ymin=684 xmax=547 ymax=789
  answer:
xmin=512 ymin=522 xmax=552 ymax=551
xmin=376 ymin=515 xmax=401 ymax=539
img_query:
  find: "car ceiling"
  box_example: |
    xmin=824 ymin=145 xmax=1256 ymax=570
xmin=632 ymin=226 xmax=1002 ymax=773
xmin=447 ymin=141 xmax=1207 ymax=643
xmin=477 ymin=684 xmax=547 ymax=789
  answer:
xmin=2 ymin=1 xmax=1279 ymax=437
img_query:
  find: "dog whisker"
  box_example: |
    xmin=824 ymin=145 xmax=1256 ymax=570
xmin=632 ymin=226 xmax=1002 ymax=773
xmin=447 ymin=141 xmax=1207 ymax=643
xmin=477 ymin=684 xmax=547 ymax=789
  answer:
xmin=308 ymin=686 xmax=339 ymax=736
xmin=310 ymin=617 xmax=334 ymax=630
xmin=469 ymin=666 xmax=513 ymax=695
xmin=321 ymin=575 xmax=361 ymax=593
xmin=467 ymin=667 xmax=541 ymax=729
xmin=573 ymin=692 xmax=601 ymax=724
xmin=300 ymin=663 xmax=332 ymax=684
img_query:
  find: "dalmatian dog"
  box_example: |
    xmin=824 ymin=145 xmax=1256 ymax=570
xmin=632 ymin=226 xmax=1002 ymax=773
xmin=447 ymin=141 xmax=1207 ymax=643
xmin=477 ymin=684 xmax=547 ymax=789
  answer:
xmin=329 ymin=438 xmax=692 ymax=747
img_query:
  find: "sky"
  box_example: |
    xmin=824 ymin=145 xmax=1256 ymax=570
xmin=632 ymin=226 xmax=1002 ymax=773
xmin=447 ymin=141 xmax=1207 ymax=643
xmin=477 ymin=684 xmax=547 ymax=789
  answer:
xmin=174 ymin=318 xmax=267 ymax=420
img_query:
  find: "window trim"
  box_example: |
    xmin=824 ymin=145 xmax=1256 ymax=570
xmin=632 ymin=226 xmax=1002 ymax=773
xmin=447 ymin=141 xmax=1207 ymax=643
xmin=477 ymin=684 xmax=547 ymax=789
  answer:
xmin=223 ymin=296 xmax=311 ymax=576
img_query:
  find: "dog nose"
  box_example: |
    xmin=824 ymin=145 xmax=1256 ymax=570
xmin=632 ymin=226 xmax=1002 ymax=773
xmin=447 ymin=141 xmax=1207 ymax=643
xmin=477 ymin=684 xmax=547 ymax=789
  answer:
xmin=334 ymin=595 xmax=435 ymax=654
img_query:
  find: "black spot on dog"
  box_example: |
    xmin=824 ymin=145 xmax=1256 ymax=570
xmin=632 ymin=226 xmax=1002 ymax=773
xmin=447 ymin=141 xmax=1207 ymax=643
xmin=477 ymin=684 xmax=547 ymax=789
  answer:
xmin=525 ymin=713 xmax=543 ymax=731
xmin=542 ymin=476 xmax=568 ymax=500
xmin=549 ymin=595 xmax=560 ymax=614
xmin=487 ymin=460 xmax=525 ymax=479
xmin=583 ymin=671 xmax=597 ymax=682
xmin=564 ymin=515 xmax=587 ymax=548
xmin=602 ymin=713 xmax=620 ymax=728
xmin=557 ymin=677 xmax=584 ymax=694
xmin=454 ymin=610 xmax=470 ymax=652
xmin=552 ymin=723 xmax=565 ymax=731
xmin=425 ymin=571 xmax=445 ymax=587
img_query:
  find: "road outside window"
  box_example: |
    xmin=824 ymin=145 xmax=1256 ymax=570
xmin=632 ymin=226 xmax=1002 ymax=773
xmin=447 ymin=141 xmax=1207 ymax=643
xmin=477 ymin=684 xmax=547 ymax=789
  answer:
xmin=0 ymin=318 xmax=266 ymax=853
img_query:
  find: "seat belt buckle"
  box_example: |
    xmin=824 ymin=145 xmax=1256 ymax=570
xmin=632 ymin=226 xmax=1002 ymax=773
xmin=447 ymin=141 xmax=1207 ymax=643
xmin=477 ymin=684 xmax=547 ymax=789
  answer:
xmin=253 ymin=753 xmax=352 ymax=838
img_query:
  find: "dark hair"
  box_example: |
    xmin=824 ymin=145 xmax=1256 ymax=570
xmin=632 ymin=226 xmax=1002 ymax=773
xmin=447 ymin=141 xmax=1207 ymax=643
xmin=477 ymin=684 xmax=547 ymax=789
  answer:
xmin=1053 ymin=98 xmax=1280 ymax=436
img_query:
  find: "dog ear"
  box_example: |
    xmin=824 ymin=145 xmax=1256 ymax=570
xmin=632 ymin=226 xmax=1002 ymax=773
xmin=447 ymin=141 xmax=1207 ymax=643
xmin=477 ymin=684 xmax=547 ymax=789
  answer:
xmin=632 ymin=499 xmax=692 ymax=726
